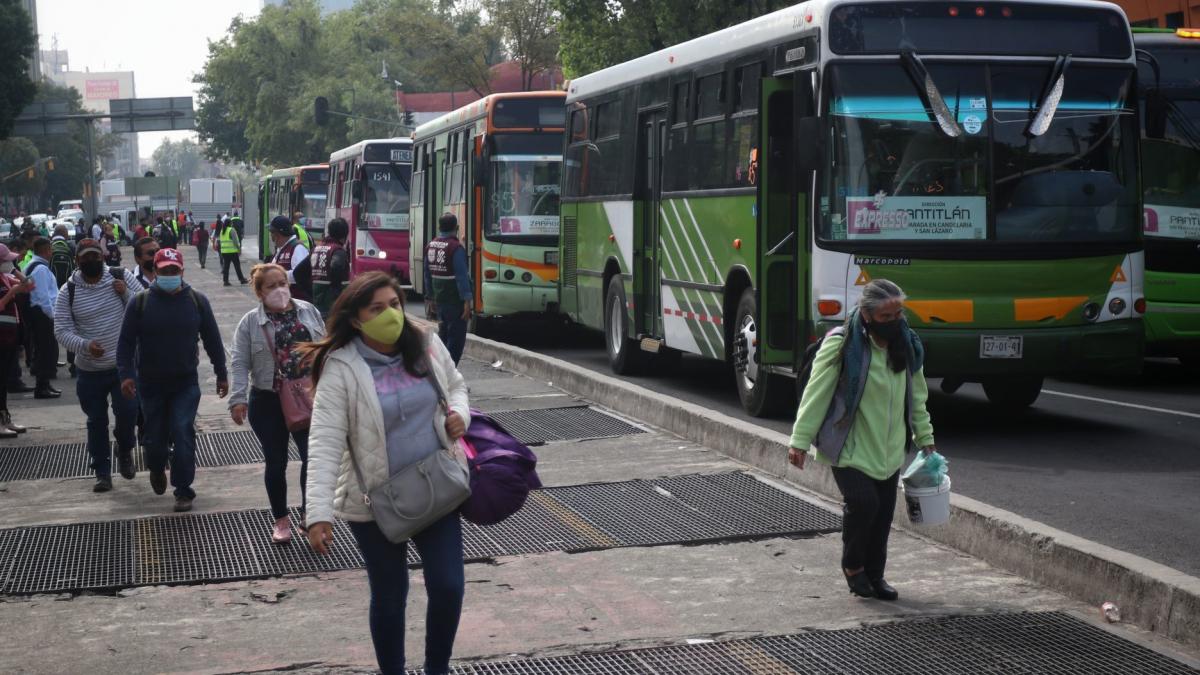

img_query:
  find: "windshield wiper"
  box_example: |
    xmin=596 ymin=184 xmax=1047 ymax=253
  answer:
xmin=900 ymin=50 xmax=963 ymax=138
xmin=1027 ymin=54 xmax=1071 ymax=137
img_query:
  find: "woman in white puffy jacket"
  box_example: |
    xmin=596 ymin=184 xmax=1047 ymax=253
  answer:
xmin=302 ymin=271 xmax=470 ymax=675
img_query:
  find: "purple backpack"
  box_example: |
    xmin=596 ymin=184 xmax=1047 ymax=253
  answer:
xmin=458 ymin=409 xmax=542 ymax=525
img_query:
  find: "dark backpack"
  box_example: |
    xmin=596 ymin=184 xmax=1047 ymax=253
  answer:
xmin=66 ymin=267 xmax=125 ymax=309
xmin=796 ymin=326 xmax=846 ymax=397
xmin=457 ymin=409 xmax=543 ymax=526
xmin=50 ymin=241 xmax=74 ymax=287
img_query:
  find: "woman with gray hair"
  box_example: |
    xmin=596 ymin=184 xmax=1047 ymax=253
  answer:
xmin=788 ymin=279 xmax=937 ymax=601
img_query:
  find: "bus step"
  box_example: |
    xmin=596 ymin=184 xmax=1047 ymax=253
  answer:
xmin=640 ymin=337 xmax=663 ymax=353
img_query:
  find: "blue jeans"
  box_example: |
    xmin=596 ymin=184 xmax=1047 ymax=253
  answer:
xmin=139 ymin=378 xmax=201 ymax=498
xmin=76 ymin=368 xmax=138 ymax=478
xmin=348 ymin=513 xmax=465 ymax=675
xmin=437 ymin=303 xmax=467 ymax=365
xmin=248 ymin=388 xmax=309 ymax=519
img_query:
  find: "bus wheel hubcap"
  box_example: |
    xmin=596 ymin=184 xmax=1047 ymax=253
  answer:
xmin=609 ymin=297 xmax=623 ymax=355
xmin=738 ymin=315 xmax=759 ymax=386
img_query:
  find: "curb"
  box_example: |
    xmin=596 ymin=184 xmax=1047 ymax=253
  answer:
xmin=461 ymin=333 xmax=1200 ymax=651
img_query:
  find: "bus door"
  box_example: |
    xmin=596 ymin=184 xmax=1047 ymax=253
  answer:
xmin=758 ymin=77 xmax=798 ymax=367
xmin=635 ymin=109 xmax=668 ymax=338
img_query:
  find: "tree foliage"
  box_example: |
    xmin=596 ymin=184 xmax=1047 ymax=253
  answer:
xmin=0 ymin=0 xmax=39 ymax=140
xmin=0 ymin=137 xmax=44 ymax=196
xmin=486 ymin=0 xmax=559 ymax=90
xmin=151 ymin=139 xmax=208 ymax=182
xmin=554 ymin=0 xmax=793 ymax=77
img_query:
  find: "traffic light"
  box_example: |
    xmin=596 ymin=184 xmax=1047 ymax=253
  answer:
xmin=45 ymin=159 xmax=54 ymax=172
xmin=314 ymin=96 xmax=329 ymax=126
xmin=26 ymin=169 xmax=34 ymax=180
xmin=404 ymin=110 xmax=414 ymax=127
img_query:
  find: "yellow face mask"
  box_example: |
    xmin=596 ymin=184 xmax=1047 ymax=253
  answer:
xmin=359 ymin=306 xmax=406 ymax=344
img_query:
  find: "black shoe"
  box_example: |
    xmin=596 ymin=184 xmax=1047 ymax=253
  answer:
xmin=33 ymin=387 xmax=61 ymax=399
xmin=845 ymin=570 xmax=875 ymax=598
xmin=174 ymin=496 xmax=193 ymax=512
xmin=117 ymin=452 xmax=136 ymax=480
xmin=223 ymin=281 xmax=231 ymax=286
xmin=93 ymin=476 xmax=113 ymax=493
xmin=871 ymin=578 xmax=899 ymax=601
xmin=149 ymin=469 xmax=167 ymax=495
xmin=7 ymin=381 xmax=33 ymax=394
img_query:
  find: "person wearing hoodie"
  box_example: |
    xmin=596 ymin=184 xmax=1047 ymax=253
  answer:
xmin=117 ymin=248 xmax=229 ymax=512
xmin=53 ymin=239 xmax=142 ymax=492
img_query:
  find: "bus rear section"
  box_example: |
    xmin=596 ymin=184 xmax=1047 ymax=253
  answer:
xmin=1136 ymin=29 xmax=1200 ymax=368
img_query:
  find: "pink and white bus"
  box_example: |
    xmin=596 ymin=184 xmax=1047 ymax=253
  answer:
xmin=326 ymin=138 xmax=414 ymax=283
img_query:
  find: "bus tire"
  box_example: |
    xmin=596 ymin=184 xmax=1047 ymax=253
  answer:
xmin=982 ymin=375 xmax=1044 ymax=410
xmin=733 ymin=288 xmax=790 ymax=417
xmin=604 ymin=280 xmax=644 ymax=375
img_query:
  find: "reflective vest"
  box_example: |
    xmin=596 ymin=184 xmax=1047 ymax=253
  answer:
xmin=293 ymin=224 xmax=313 ymax=250
xmin=425 ymin=235 xmax=465 ymax=305
xmin=218 ymin=226 xmax=241 ymax=253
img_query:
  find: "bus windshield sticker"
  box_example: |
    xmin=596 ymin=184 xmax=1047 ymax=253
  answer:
xmin=844 ymin=195 xmax=986 ymax=240
xmin=969 ymin=97 xmax=987 ymax=110
xmin=498 ymin=215 xmax=559 ymax=235
xmin=963 ymin=114 xmax=983 ymax=134
xmin=1144 ymin=205 xmax=1200 ymax=240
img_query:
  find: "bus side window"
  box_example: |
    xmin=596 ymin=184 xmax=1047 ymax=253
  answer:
xmin=730 ymin=63 xmax=762 ymax=188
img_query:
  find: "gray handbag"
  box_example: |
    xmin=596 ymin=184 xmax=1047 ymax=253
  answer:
xmin=347 ymin=363 xmax=471 ymax=544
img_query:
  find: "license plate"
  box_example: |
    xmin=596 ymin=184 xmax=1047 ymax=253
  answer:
xmin=980 ymin=335 xmax=1023 ymax=359
xmin=544 ymin=250 xmax=559 ymax=265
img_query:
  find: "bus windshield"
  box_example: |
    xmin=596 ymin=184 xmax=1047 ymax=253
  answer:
xmin=487 ymin=155 xmax=561 ymax=239
xmin=822 ymin=62 xmax=1139 ymax=246
xmin=363 ymin=163 xmax=412 ymax=230
xmin=1139 ymin=47 xmax=1200 ymax=241
xmin=300 ymin=188 xmax=326 ymax=223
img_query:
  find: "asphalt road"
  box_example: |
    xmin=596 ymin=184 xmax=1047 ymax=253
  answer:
xmin=462 ymin=317 xmax=1200 ymax=578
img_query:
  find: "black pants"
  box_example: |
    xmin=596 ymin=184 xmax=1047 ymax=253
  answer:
xmin=247 ymin=388 xmax=309 ymax=520
xmin=221 ymin=252 xmax=245 ymax=283
xmin=28 ymin=308 xmax=57 ymax=386
xmin=831 ymin=467 xmax=899 ymax=581
xmin=0 ymin=345 xmax=15 ymax=408
xmin=196 ymin=244 xmax=208 ymax=268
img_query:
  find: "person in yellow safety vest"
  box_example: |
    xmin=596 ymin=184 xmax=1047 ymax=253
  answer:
xmin=290 ymin=211 xmax=314 ymax=250
xmin=217 ymin=218 xmax=247 ymax=286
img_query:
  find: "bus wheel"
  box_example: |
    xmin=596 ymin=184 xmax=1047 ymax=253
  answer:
xmin=733 ymin=288 xmax=790 ymax=417
xmin=604 ymin=280 xmax=644 ymax=375
xmin=982 ymin=375 xmax=1044 ymax=410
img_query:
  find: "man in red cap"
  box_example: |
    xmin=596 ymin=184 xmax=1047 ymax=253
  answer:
xmin=117 ymin=248 xmax=228 ymax=512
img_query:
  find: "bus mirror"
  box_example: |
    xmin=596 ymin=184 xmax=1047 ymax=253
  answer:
xmin=472 ymin=155 xmax=486 ymax=188
xmin=795 ymin=116 xmax=823 ymax=173
xmin=1146 ymin=91 xmax=1168 ymax=140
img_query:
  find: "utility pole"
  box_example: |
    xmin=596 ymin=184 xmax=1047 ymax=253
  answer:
xmin=84 ymin=119 xmax=97 ymax=223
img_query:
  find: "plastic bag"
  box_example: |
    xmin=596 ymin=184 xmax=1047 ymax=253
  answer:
xmin=901 ymin=450 xmax=948 ymax=489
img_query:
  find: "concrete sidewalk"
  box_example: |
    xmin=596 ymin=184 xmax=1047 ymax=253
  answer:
xmin=0 ymin=248 xmax=1197 ymax=674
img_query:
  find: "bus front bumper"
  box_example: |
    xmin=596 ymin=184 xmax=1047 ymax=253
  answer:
xmin=480 ymin=281 xmax=559 ymax=319
xmin=913 ymin=321 xmax=1144 ymax=379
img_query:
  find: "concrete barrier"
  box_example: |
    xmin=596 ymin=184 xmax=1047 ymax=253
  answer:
xmin=462 ymin=333 xmax=1200 ymax=650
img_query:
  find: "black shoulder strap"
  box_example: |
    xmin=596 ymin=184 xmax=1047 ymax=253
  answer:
xmin=109 ymin=267 xmax=122 ymax=281
xmin=68 ymin=281 xmax=75 ymax=308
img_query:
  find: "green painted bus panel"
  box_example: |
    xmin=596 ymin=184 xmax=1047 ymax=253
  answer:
xmin=1146 ymin=269 xmax=1200 ymax=305
xmin=858 ymin=255 xmax=1127 ymax=329
xmin=1145 ymin=271 xmax=1200 ymax=348
xmin=569 ymin=200 xmax=626 ymax=328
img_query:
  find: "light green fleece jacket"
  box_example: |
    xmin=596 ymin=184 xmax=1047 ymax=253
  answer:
xmin=790 ymin=334 xmax=935 ymax=480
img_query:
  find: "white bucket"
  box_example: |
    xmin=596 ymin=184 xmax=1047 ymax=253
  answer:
xmin=903 ymin=476 xmax=951 ymax=526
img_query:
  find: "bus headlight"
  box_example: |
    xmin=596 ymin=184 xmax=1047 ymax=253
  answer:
xmin=1081 ymin=302 xmax=1101 ymax=322
xmin=378 ymin=251 xmax=387 ymax=259
xmin=1108 ymin=298 xmax=1126 ymax=316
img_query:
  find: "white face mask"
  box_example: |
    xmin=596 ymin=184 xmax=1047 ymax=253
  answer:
xmin=263 ymin=286 xmax=292 ymax=312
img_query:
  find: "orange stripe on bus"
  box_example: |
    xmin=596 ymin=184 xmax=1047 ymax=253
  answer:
xmin=906 ymin=300 xmax=974 ymax=324
xmin=1013 ymin=296 xmax=1088 ymax=322
xmin=480 ymin=249 xmax=558 ymax=280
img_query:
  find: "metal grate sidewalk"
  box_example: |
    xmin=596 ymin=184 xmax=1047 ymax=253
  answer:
xmin=407 ymin=612 xmax=1199 ymax=674
xmin=0 ymin=472 xmax=838 ymax=594
xmin=489 ymin=406 xmax=645 ymax=445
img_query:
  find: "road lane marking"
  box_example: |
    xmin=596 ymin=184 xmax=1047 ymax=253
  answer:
xmin=1042 ymin=389 xmax=1200 ymax=420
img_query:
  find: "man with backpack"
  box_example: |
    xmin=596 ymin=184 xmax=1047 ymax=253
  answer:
xmin=154 ymin=217 xmax=178 ymax=250
xmin=53 ymin=240 xmax=141 ymax=493
xmin=22 ymin=238 xmax=60 ymax=398
xmin=118 ymin=248 xmax=228 ymax=512
xmin=50 ymin=225 xmax=76 ymax=288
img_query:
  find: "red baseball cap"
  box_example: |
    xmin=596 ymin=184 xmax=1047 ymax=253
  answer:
xmin=154 ymin=247 xmax=184 ymax=270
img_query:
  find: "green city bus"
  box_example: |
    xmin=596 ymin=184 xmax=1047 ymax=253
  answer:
xmin=410 ymin=92 xmax=566 ymax=326
xmin=257 ymin=164 xmax=330 ymax=261
xmin=1134 ymin=28 xmax=1200 ymax=370
xmin=559 ymin=0 xmax=1145 ymax=416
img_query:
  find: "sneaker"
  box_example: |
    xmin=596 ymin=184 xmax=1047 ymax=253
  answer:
xmin=117 ymin=452 xmax=136 ymax=480
xmin=271 ymin=517 xmax=292 ymax=544
xmin=149 ymin=469 xmax=167 ymax=495
xmin=93 ymin=476 xmax=113 ymax=493
xmin=173 ymin=496 xmax=193 ymax=512
xmin=0 ymin=426 xmax=15 ymax=439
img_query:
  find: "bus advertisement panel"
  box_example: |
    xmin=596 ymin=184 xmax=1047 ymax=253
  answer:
xmin=560 ymin=0 xmax=1144 ymax=416
xmin=327 ymin=139 xmax=414 ymax=283
xmin=1135 ymin=28 xmax=1200 ymax=368
xmin=411 ymin=92 xmax=566 ymax=326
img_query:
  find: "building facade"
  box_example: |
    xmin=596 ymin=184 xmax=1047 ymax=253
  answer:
xmin=1116 ymin=0 xmax=1199 ymax=27
xmin=42 ymin=57 xmax=141 ymax=179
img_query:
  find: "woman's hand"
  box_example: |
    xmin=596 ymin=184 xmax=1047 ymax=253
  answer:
xmin=444 ymin=411 xmax=466 ymax=441
xmin=788 ymin=447 xmax=807 ymax=469
xmin=307 ymin=522 xmax=334 ymax=555
xmin=230 ymin=404 xmax=247 ymax=425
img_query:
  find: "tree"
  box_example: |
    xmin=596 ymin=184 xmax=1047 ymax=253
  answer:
xmin=0 ymin=137 xmax=45 ymax=198
xmin=487 ymin=0 xmax=560 ymax=90
xmin=0 ymin=0 xmax=39 ymax=140
xmin=151 ymin=139 xmax=207 ymax=182
xmin=554 ymin=0 xmax=792 ymax=77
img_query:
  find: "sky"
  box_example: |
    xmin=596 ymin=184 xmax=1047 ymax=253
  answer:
xmin=36 ymin=0 xmax=262 ymax=159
